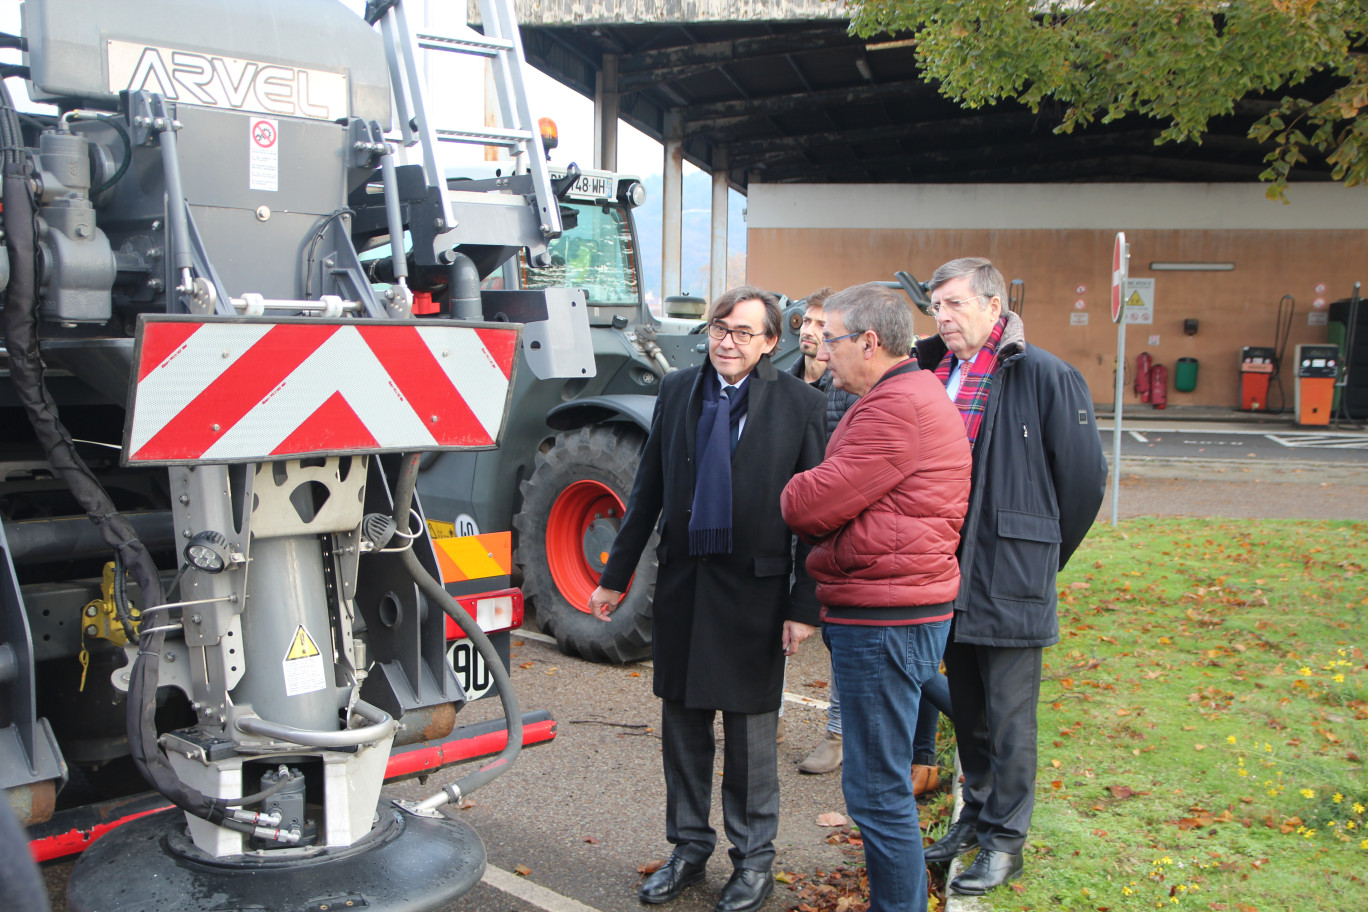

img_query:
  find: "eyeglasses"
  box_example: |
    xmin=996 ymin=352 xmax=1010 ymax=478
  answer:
xmin=707 ymin=322 xmax=763 ymax=345
xmin=929 ymin=294 xmax=989 ymax=317
xmin=818 ymin=330 xmax=863 ymax=349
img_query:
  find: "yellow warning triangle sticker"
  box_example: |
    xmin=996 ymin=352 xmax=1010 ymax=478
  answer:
xmin=1126 ymin=290 xmax=1144 ymax=309
xmin=286 ymin=625 xmax=321 ymax=660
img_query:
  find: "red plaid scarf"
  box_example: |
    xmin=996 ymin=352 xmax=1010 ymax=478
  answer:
xmin=935 ymin=316 xmax=1008 ymax=451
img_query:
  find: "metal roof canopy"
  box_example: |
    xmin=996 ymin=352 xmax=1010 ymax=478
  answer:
xmin=483 ymin=0 xmax=1338 ymax=192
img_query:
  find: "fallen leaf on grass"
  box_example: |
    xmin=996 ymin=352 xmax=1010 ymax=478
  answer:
xmin=1108 ymin=785 xmax=1135 ymax=800
xmin=1177 ymin=816 xmax=1213 ymax=830
xmin=816 ymin=812 xmax=847 ymax=827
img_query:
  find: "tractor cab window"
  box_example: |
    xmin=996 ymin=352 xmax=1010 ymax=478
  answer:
xmin=520 ymin=201 xmax=640 ymax=308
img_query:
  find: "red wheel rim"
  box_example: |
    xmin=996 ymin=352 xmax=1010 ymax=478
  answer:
xmin=546 ymin=479 xmax=626 ymax=612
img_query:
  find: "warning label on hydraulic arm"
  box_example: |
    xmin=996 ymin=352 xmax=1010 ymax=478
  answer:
xmin=282 ymin=624 xmax=327 ymax=696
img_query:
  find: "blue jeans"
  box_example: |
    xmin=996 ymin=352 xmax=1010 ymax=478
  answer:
xmin=913 ymin=670 xmax=952 ymax=766
xmin=828 ymin=620 xmax=951 ymax=912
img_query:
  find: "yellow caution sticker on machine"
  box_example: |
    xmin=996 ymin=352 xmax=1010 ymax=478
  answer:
xmin=287 ymin=625 xmax=321 ymax=660
xmin=283 ymin=625 xmax=327 ymax=696
xmin=427 ymin=520 xmax=457 ymax=539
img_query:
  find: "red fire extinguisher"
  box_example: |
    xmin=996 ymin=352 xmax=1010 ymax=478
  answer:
xmin=1150 ymin=363 xmax=1168 ymax=409
xmin=1135 ymin=352 xmax=1153 ymax=403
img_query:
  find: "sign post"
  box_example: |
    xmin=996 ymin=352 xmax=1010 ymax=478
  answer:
xmin=1110 ymin=232 xmax=1128 ymax=526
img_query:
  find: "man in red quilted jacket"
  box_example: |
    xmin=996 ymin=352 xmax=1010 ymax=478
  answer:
xmin=781 ymin=282 xmax=971 ymax=912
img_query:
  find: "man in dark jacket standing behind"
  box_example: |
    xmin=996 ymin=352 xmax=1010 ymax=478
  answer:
xmin=917 ymin=258 xmax=1108 ymax=895
xmin=589 ymin=286 xmax=826 ymax=912
xmin=781 ymin=283 xmax=971 ymax=912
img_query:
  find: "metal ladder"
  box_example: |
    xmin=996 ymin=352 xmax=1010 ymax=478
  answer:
xmin=367 ymin=0 xmax=562 ymax=243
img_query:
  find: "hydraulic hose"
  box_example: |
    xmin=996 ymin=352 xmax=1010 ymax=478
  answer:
xmin=235 ymin=700 xmax=397 ymax=748
xmin=388 ymin=454 xmax=522 ymax=809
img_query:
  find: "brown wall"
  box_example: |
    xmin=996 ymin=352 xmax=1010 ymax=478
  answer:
xmin=747 ymin=226 xmax=1367 ymax=409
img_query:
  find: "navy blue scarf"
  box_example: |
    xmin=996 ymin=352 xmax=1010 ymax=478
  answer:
xmin=688 ymin=375 xmax=750 ymax=555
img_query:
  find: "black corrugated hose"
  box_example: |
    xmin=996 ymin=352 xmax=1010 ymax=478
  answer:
xmin=390 ymin=454 xmax=522 ymax=804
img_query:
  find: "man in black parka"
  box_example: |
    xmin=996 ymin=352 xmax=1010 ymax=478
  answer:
xmin=916 ymin=258 xmax=1108 ymax=896
xmin=590 ymin=285 xmax=826 ymax=912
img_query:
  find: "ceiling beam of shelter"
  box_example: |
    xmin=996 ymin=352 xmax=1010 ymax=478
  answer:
xmin=725 ymin=113 xmax=1051 ymax=166
xmin=616 ymin=29 xmax=857 ymax=91
xmin=682 ymin=80 xmax=939 ymax=133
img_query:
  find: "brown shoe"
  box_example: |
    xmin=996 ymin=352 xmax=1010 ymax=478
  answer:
xmin=911 ymin=764 xmax=940 ymax=797
xmin=796 ymin=732 xmax=842 ymax=774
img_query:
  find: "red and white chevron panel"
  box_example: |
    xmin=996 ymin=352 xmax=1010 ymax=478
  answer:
xmin=124 ymin=318 xmax=519 ymax=464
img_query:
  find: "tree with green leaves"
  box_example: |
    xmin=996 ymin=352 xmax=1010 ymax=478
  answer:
xmin=845 ymin=0 xmax=1367 ymax=198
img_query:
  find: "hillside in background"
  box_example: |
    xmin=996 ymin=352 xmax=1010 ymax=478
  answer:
xmin=632 ymin=172 xmax=749 ymax=307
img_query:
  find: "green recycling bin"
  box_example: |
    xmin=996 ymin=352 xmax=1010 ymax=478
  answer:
xmin=1175 ymin=357 xmax=1199 ymax=392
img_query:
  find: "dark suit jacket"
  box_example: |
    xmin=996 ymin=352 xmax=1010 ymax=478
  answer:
xmin=600 ymin=355 xmax=826 ymax=713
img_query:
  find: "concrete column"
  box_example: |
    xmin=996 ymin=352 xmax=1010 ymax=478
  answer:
xmin=662 ymin=109 xmax=683 ymax=302
xmin=593 ymin=54 xmax=619 ymax=172
xmin=709 ymin=147 xmax=729 ymax=305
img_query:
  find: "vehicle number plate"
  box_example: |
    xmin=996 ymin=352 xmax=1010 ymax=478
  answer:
xmin=447 ymin=640 xmax=493 ymax=700
xmin=572 ymin=174 xmax=610 ymax=198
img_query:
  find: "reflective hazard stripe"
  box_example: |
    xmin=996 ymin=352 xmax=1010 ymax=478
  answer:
xmin=433 ymin=533 xmax=512 ymax=583
xmin=126 ymin=319 xmax=518 ymax=464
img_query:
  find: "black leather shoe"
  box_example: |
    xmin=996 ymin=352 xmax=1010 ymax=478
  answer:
xmin=949 ymin=849 xmax=1024 ymax=895
xmin=638 ymin=854 xmax=707 ymax=904
xmin=923 ymin=820 xmax=979 ymax=864
xmin=714 ymin=868 xmax=773 ymax=912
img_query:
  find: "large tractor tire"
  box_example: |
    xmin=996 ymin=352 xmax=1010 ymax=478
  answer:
xmin=514 ymin=425 xmax=654 ymax=663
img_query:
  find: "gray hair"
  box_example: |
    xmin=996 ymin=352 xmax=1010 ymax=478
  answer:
xmin=822 ymin=283 xmax=915 ymax=356
xmin=929 ymin=257 xmax=1007 ymax=304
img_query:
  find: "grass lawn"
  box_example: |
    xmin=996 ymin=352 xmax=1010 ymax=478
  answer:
xmin=979 ymin=517 xmax=1368 ymax=912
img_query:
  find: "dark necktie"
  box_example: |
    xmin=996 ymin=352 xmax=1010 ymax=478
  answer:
xmin=723 ymin=386 xmax=740 ymax=454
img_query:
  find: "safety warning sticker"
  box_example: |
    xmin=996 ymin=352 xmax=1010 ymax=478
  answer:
xmin=282 ymin=624 xmax=327 ymax=696
xmin=249 ymin=117 xmax=278 ymax=192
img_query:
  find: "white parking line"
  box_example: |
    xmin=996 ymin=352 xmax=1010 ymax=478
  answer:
xmin=1129 ymin=431 xmax=1149 ymax=443
xmin=483 ymin=864 xmax=606 ymax=912
xmin=1267 ymin=433 xmax=1368 ymax=449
